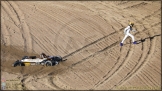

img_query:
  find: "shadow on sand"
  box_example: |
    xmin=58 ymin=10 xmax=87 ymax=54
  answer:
xmin=135 ymin=34 xmax=161 ymax=44
xmin=124 ymin=34 xmax=161 ymax=45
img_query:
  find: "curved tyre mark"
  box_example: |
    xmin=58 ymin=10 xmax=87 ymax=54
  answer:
xmin=55 ymin=17 xmax=109 ymax=56
xmin=111 ymin=31 xmax=160 ymax=89
xmin=8 ymin=1 xmax=33 ymax=52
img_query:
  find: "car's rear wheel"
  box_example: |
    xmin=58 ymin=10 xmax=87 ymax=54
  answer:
xmin=45 ymin=61 xmax=52 ymax=66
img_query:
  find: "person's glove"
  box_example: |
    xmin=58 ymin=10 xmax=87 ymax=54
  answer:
xmin=124 ymin=31 xmax=126 ymax=35
xmin=132 ymin=29 xmax=136 ymax=32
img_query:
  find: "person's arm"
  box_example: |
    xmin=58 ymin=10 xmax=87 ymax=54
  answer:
xmin=124 ymin=26 xmax=130 ymax=34
xmin=132 ymin=29 xmax=136 ymax=32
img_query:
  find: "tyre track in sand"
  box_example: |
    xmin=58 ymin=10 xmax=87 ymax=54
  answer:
xmin=49 ymin=31 xmax=118 ymax=75
xmin=15 ymin=3 xmax=109 ymax=88
xmin=47 ymin=29 xmax=135 ymax=89
xmin=1 ymin=1 xmax=20 ymax=27
xmin=67 ymin=30 xmax=123 ymax=71
xmin=115 ymin=32 xmax=160 ymax=87
xmin=1 ymin=1 xmax=16 ymax=48
xmin=95 ymin=12 xmax=160 ymax=89
xmin=26 ymin=16 xmax=59 ymax=55
xmin=29 ymin=31 xmax=117 ymax=75
xmin=54 ymin=25 xmax=149 ymax=89
xmin=3 ymin=1 xmax=160 ymax=90
xmin=1 ymin=15 xmax=11 ymax=47
xmin=23 ymin=2 xmax=108 ymax=55
xmin=17 ymin=2 xmax=62 ymax=54
xmin=23 ymin=75 xmax=62 ymax=90
xmin=109 ymin=7 xmax=161 ymax=89
xmin=6 ymin=1 xmax=33 ymax=75
xmin=7 ymin=1 xmax=33 ymax=53
xmin=54 ymin=17 xmax=109 ymax=55
xmin=26 ymin=19 xmax=153 ymax=89
xmin=110 ymin=6 xmax=160 ymax=88
xmin=93 ymin=43 xmax=132 ymax=88
xmin=62 ymin=31 xmax=116 ymax=59
xmin=94 ymin=39 xmax=135 ymax=89
xmin=91 ymin=2 xmax=160 ymax=88
xmin=110 ymin=32 xmax=151 ymax=89
xmin=28 ymin=30 xmax=121 ymax=89
xmin=94 ymin=30 xmax=159 ymax=90
xmin=123 ymin=2 xmax=148 ymax=9
xmin=47 ymin=77 xmax=62 ymax=90
xmin=91 ymin=14 xmax=142 ymax=88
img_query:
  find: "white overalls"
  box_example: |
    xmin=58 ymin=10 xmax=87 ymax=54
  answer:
xmin=121 ymin=25 xmax=135 ymax=43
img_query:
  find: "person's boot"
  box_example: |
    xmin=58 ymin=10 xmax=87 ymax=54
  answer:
xmin=133 ymin=41 xmax=137 ymax=44
xmin=120 ymin=43 xmax=123 ymax=46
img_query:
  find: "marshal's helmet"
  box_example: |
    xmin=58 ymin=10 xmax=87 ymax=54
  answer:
xmin=129 ymin=22 xmax=134 ymax=27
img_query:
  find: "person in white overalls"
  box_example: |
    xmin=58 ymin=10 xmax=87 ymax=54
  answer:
xmin=120 ymin=22 xmax=136 ymax=46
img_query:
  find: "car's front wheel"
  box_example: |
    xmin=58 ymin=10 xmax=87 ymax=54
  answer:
xmin=19 ymin=63 xmax=25 ymax=66
xmin=12 ymin=60 xmax=20 ymax=67
xmin=12 ymin=64 xmax=16 ymax=67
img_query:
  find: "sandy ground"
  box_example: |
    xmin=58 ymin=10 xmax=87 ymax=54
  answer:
xmin=1 ymin=1 xmax=161 ymax=90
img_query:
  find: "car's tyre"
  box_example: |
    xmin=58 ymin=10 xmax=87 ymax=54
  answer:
xmin=19 ymin=63 xmax=25 ymax=66
xmin=45 ymin=61 xmax=52 ymax=66
xmin=12 ymin=60 xmax=20 ymax=67
xmin=40 ymin=60 xmax=46 ymax=65
xmin=12 ymin=64 xmax=16 ymax=67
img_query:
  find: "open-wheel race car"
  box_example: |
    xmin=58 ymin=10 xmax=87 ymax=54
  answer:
xmin=12 ymin=53 xmax=67 ymax=67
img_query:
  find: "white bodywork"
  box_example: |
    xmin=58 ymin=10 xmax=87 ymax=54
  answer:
xmin=21 ymin=58 xmax=47 ymax=63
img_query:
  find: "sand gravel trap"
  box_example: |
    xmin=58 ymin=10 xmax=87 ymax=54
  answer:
xmin=1 ymin=1 xmax=161 ymax=90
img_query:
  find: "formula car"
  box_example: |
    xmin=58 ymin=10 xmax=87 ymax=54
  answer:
xmin=12 ymin=53 xmax=67 ymax=67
